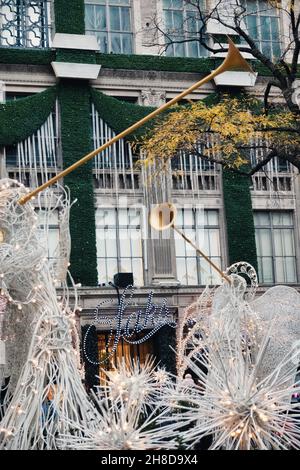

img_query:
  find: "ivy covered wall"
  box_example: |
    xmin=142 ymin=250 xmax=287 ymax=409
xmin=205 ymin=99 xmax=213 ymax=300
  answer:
xmin=59 ymin=81 xmax=98 ymax=286
xmin=54 ymin=0 xmax=98 ymax=286
xmin=54 ymin=0 xmax=85 ymax=35
xmin=222 ymin=170 xmax=258 ymax=272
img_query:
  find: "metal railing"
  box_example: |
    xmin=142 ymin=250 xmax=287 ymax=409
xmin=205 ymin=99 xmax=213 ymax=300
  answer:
xmin=0 ymin=0 xmax=51 ymax=48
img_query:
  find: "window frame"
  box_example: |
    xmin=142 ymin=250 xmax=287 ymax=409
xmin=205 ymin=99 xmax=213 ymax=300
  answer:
xmin=254 ymin=211 xmax=298 ymax=285
xmin=175 ymin=208 xmax=222 ymax=286
xmin=85 ymin=0 xmax=134 ymax=54
xmin=162 ymin=0 xmax=208 ymax=58
xmin=241 ymin=0 xmax=282 ymax=59
xmin=95 ymin=207 xmax=144 ymax=286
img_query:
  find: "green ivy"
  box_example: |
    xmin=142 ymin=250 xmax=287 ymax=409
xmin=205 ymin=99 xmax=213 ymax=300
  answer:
xmin=222 ymin=169 xmax=258 ymax=272
xmin=153 ymin=326 xmax=177 ymax=375
xmin=54 ymin=0 xmax=85 ymax=34
xmin=56 ymin=49 xmax=96 ymax=64
xmin=0 ymin=48 xmax=55 ymax=65
xmin=0 ymin=86 xmax=57 ymax=146
xmin=81 ymin=325 xmax=99 ymax=391
xmin=95 ymin=52 xmax=300 ymax=77
xmin=59 ymin=81 xmax=98 ymax=286
xmin=90 ymin=88 xmax=156 ymax=141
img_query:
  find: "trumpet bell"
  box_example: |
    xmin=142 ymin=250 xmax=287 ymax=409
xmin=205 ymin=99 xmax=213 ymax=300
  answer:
xmin=149 ymin=203 xmax=177 ymax=231
xmin=222 ymin=37 xmax=254 ymax=74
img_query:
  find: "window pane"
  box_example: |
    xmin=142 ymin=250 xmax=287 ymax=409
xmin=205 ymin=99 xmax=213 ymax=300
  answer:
xmin=261 ymin=16 xmax=271 ymax=41
xmin=256 ymin=228 xmax=272 ymax=256
xmin=183 ymin=209 xmax=194 ymax=226
xmin=132 ymin=258 xmax=144 ymax=286
xmin=48 ymin=229 xmax=59 ymax=258
xmin=273 ymin=229 xmax=284 ymax=257
xmin=207 ymin=229 xmax=221 ymax=257
xmin=247 ymin=15 xmax=258 ymax=39
xmin=274 ymin=257 xmax=285 ymax=283
xmin=207 ymin=210 xmax=219 ymax=226
xmin=93 ymin=5 xmax=106 ymax=30
xmin=282 ymin=229 xmax=295 ymax=256
xmin=129 ymin=232 xmax=142 ymax=257
xmin=111 ymin=33 xmax=121 ymax=53
xmin=176 ymin=258 xmax=187 ymax=285
xmin=254 ymin=212 xmax=270 ymax=226
xmin=106 ymin=229 xmax=117 ymax=256
xmin=118 ymin=208 xmax=128 ymax=225
xmin=96 ymin=229 xmax=107 ymax=257
xmin=119 ymin=257 xmax=132 ymax=273
xmin=272 ymin=212 xmax=292 ymax=226
xmin=186 ymin=258 xmax=198 ymax=285
xmin=260 ymin=257 xmax=274 ymax=283
xmin=121 ymin=34 xmax=132 ymax=53
xmin=119 ymin=229 xmax=131 ymax=254
xmin=110 ymin=7 xmax=121 ymax=30
xmin=271 ymin=16 xmax=279 ymax=40
xmin=285 ymin=258 xmax=297 ymax=283
xmin=96 ymin=208 xmax=116 ymax=226
xmin=121 ymin=7 xmax=131 ymax=32
xmin=175 ymin=233 xmax=186 ymax=257
xmin=172 ymin=11 xmax=184 ymax=30
xmin=128 ymin=209 xmax=140 ymax=227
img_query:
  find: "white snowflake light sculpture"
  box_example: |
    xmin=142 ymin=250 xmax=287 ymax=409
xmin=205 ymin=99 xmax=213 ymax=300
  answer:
xmin=58 ymin=358 xmax=176 ymax=450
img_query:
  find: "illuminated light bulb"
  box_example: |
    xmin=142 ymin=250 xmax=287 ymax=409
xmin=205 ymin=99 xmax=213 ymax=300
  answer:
xmin=17 ymin=304 xmax=22 ymax=311
xmin=249 ymin=432 xmax=253 ymax=439
xmin=230 ymin=431 xmax=236 ymax=437
xmin=0 ymin=273 xmax=4 ymax=279
xmin=15 ymin=244 xmax=20 ymax=251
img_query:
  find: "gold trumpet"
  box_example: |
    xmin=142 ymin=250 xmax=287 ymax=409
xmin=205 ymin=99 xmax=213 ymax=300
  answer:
xmin=149 ymin=202 xmax=231 ymax=284
xmin=18 ymin=38 xmax=254 ymax=205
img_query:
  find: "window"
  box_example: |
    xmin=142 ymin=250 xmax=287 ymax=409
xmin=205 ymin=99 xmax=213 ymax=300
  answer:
xmin=96 ymin=207 xmax=144 ymax=286
xmin=241 ymin=0 xmax=281 ymax=59
xmin=98 ymin=332 xmax=154 ymax=385
xmin=36 ymin=209 xmax=60 ymax=263
xmin=175 ymin=209 xmax=221 ymax=285
xmin=163 ymin=0 xmax=208 ymax=58
xmin=254 ymin=211 xmax=297 ymax=284
xmin=85 ymin=0 xmax=133 ymax=54
xmin=0 ymin=0 xmax=51 ymax=48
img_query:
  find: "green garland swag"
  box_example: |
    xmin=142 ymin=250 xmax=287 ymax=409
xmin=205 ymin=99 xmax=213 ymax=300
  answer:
xmin=0 ymin=86 xmax=57 ymax=146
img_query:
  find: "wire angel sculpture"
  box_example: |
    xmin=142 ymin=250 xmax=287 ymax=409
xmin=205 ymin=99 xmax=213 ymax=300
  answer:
xmin=0 ymin=179 xmax=99 ymax=450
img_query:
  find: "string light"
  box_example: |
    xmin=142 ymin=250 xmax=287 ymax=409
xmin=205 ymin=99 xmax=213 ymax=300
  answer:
xmin=83 ymin=286 xmax=176 ymax=366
